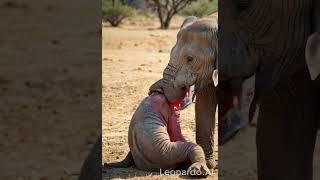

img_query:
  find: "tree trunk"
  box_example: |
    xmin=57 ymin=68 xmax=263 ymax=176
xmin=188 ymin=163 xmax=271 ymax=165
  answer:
xmin=160 ymin=17 xmax=171 ymax=29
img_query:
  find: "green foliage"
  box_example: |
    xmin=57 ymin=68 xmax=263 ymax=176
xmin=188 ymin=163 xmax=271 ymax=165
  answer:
xmin=180 ymin=0 xmax=218 ymax=17
xmin=102 ymin=0 xmax=134 ymax=27
xmin=122 ymin=0 xmax=145 ymax=8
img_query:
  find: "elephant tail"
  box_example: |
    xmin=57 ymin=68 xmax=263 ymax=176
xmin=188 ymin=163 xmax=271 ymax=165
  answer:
xmin=104 ymin=151 xmax=134 ymax=168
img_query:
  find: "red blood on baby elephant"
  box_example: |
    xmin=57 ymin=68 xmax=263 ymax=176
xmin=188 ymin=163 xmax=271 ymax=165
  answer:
xmin=167 ymin=101 xmax=186 ymax=142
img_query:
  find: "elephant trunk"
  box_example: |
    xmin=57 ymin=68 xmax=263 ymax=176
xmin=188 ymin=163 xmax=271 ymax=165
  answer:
xmin=162 ymin=63 xmax=195 ymax=102
xmin=163 ymin=63 xmax=178 ymax=85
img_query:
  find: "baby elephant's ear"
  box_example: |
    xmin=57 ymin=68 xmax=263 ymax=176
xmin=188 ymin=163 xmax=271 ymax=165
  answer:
xmin=305 ymin=32 xmax=320 ymax=80
xmin=148 ymin=79 xmax=164 ymax=95
xmin=180 ymin=16 xmax=197 ymax=29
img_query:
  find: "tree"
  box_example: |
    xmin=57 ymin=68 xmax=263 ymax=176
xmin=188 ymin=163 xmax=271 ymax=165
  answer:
xmin=102 ymin=0 xmax=134 ymax=27
xmin=181 ymin=0 xmax=217 ymax=17
xmin=145 ymin=0 xmax=195 ymax=29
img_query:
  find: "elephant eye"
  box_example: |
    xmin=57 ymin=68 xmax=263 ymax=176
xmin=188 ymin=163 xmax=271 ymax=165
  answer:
xmin=186 ymin=56 xmax=194 ymax=64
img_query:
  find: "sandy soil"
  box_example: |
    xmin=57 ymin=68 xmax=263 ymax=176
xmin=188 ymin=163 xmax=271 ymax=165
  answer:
xmin=102 ymin=14 xmax=218 ymax=179
xmin=0 ymin=1 xmax=100 ymax=179
xmin=218 ymin=126 xmax=320 ymax=180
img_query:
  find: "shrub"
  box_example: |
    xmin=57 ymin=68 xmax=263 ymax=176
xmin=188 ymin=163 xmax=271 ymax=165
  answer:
xmin=102 ymin=0 xmax=134 ymax=27
xmin=181 ymin=0 xmax=218 ymax=17
xmin=122 ymin=0 xmax=145 ymax=8
xmin=145 ymin=0 xmax=196 ymax=29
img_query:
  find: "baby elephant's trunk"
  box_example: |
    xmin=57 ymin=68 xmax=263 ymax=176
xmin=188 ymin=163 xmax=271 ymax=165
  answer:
xmin=104 ymin=151 xmax=134 ymax=168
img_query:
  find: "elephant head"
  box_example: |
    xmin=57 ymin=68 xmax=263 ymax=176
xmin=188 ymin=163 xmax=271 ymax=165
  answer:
xmin=161 ymin=16 xmax=218 ymax=102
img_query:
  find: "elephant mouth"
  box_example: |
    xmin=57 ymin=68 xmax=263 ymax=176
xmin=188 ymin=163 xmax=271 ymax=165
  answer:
xmin=179 ymin=86 xmax=190 ymax=100
xmin=163 ymin=82 xmax=190 ymax=103
xmin=168 ymin=86 xmax=190 ymax=107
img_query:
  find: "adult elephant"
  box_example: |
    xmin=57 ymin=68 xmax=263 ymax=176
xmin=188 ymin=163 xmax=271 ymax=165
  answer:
xmin=149 ymin=16 xmax=218 ymax=169
xmin=219 ymin=0 xmax=319 ymax=180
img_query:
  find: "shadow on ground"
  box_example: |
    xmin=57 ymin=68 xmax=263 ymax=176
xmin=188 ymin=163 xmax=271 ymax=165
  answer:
xmin=103 ymin=167 xmax=160 ymax=179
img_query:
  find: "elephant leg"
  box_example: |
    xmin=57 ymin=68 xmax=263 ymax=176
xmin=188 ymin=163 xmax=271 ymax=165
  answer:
xmin=195 ymin=83 xmax=216 ymax=169
xmin=256 ymin=73 xmax=318 ymax=180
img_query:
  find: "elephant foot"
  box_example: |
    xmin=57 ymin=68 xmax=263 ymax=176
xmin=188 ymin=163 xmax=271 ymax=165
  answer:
xmin=206 ymin=158 xmax=217 ymax=170
xmin=187 ymin=162 xmax=211 ymax=177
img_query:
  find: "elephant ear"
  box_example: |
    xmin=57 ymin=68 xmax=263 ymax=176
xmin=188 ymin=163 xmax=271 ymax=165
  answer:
xmin=148 ymin=79 xmax=164 ymax=95
xmin=305 ymin=32 xmax=320 ymax=80
xmin=180 ymin=16 xmax=198 ymax=29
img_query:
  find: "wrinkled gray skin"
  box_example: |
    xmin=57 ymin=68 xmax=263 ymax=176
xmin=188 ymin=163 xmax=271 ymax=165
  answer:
xmin=151 ymin=16 xmax=218 ymax=169
xmin=219 ymin=0 xmax=319 ymax=180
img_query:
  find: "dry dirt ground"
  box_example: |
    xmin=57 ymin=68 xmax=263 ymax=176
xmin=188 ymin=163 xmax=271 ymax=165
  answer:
xmin=0 ymin=1 xmax=100 ymax=179
xmin=219 ymin=126 xmax=320 ymax=180
xmin=102 ymin=14 xmax=218 ymax=179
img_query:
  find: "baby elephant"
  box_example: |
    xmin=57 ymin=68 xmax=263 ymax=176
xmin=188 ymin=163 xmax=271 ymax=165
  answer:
xmin=105 ymin=80 xmax=210 ymax=177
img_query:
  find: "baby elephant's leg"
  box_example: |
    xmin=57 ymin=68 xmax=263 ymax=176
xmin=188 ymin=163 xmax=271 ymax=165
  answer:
xmin=186 ymin=145 xmax=211 ymax=177
xmin=158 ymin=141 xmax=210 ymax=177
